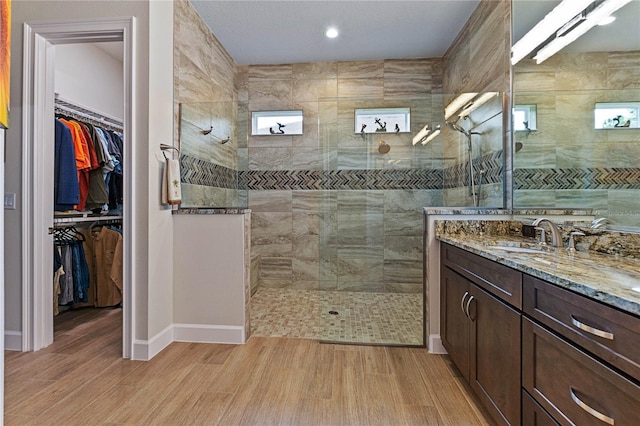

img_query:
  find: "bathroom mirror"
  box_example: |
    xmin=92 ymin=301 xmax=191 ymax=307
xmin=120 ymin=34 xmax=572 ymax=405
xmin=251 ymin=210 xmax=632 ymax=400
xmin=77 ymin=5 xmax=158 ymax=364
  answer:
xmin=251 ymin=110 xmax=303 ymax=136
xmin=512 ymin=0 xmax=640 ymax=227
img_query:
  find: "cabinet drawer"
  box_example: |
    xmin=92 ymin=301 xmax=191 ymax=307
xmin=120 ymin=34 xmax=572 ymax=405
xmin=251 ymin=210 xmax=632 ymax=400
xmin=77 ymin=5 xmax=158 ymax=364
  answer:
xmin=522 ymin=389 xmax=559 ymax=426
xmin=523 ymin=275 xmax=640 ymax=381
xmin=441 ymin=243 xmax=522 ymax=309
xmin=523 ymin=318 xmax=640 ymax=426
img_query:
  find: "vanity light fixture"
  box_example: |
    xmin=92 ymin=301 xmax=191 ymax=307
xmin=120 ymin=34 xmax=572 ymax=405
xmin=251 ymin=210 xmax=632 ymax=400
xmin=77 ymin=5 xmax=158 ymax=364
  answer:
xmin=598 ymin=15 xmax=616 ymax=25
xmin=422 ymin=125 xmax=441 ymax=145
xmin=325 ymin=27 xmax=339 ymax=39
xmin=444 ymin=92 xmax=477 ymax=121
xmin=511 ymin=0 xmax=594 ymax=65
xmin=535 ymin=0 xmax=632 ymax=64
xmin=412 ymin=124 xmax=430 ymax=145
xmin=457 ymin=92 xmax=500 ymax=119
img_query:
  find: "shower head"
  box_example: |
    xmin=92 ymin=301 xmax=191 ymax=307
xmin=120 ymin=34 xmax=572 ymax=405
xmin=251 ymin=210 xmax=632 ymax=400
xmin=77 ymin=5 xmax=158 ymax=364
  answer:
xmin=445 ymin=120 xmax=470 ymax=137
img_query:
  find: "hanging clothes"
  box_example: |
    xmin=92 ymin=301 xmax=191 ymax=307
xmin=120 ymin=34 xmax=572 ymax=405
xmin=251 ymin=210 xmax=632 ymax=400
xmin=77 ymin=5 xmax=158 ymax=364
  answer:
xmin=54 ymin=115 xmax=123 ymax=214
xmin=54 ymin=119 xmax=81 ymax=211
xmin=81 ymin=226 xmax=123 ymax=307
xmin=53 ymin=247 xmax=64 ymax=316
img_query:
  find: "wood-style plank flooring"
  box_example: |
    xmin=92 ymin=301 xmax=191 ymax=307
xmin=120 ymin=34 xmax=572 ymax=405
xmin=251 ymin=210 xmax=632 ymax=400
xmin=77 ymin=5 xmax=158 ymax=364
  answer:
xmin=5 ymin=308 xmax=491 ymax=425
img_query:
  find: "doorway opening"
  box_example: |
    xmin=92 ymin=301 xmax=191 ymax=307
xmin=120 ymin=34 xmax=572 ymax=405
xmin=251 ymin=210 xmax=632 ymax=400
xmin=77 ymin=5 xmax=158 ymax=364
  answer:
xmin=21 ymin=18 xmax=135 ymax=357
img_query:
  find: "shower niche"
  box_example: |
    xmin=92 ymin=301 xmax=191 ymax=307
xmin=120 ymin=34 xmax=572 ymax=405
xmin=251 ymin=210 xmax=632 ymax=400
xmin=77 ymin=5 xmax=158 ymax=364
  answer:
xmin=354 ymin=107 xmax=411 ymax=134
xmin=251 ymin=110 xmax=303 ymax=136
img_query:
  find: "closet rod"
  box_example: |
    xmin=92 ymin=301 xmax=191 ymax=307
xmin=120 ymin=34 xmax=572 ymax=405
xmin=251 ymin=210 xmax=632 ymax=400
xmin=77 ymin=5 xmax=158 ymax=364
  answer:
xmin=54 ymin=93 xmax=124 ymax=131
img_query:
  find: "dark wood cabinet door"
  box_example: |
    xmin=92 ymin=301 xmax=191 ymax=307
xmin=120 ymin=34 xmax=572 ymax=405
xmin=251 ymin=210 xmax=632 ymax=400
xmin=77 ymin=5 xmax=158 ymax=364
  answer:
xmin=522 ymin=389 xmax=559 ymax=426
xmin=523 ymin=317 xmax=640 ymax=426
xmin=440 ymin=266 xmax=470 ymax=381
xmin=470 ymin=283 xmax=522 ymax=426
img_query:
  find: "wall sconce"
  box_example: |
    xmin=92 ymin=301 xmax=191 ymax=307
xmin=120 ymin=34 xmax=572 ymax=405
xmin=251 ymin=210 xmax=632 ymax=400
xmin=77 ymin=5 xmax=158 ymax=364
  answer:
xmin=534 ymin=0 xmax=631 ymax=64
xmin=511 ymin=0 xmax=593 ymax=65
xmin=412 ymin=124 xmax=430 ymax=145
xmin=444 ymin=92 xmax=500 ymax=122
xmin=444 ymin=93 xmax=477 ymax=121
xmin=512 ymin=0 xmax=631 ymax=66
xmin=422 ymin=125 xmax=441 ymax=145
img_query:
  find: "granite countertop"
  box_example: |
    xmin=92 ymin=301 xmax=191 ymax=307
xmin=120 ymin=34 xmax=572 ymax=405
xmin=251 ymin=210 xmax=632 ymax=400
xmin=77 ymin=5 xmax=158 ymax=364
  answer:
xmin=173 ymin=207 xmax=251 ymax=214
xmin=437 ymin=233 xmax=640 ymax=317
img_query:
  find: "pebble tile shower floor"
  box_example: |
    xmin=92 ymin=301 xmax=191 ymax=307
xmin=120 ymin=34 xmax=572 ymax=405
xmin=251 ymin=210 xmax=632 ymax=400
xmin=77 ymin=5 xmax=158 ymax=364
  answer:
xmin=250 ymin=288 xmax=423 ymax=345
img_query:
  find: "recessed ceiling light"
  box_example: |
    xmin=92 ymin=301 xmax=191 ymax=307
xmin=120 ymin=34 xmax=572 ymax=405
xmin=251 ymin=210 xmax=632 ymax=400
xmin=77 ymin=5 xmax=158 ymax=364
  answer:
xmin=598 ymin=15 xmax=616 ymax=25
xmin=325 ymin=27 xmax=339 ymax=39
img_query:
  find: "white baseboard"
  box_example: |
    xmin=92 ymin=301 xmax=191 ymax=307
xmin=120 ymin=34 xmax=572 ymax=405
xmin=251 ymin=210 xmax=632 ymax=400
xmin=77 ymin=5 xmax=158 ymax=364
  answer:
xmin=173 ymin=323 xmax=245 ymax=344
xmin=428 ymin=334 xmax=447 ymax=354
xmin=132 ymin=324 xmax=173 ymax=361
xmin=5 ymin=330 xmax=22 ymax=351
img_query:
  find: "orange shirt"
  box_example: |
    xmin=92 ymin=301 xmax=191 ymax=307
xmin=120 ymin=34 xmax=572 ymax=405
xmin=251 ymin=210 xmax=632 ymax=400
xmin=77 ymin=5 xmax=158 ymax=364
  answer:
xmin=59 ymin=119 xmax=91 ymax=171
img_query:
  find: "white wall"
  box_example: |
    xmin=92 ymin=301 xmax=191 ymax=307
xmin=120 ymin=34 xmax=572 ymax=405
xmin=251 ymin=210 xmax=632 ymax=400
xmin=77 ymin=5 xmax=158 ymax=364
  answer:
xmin=173 ymin=214 xmax=247 ymax=343
xmin=147 ymin=0 xmax=175 ymax=343
xmin=6 ymin=1 xmax=175 ymax=356
xmin=0 ymin=129 xmax=6 ymax=422
xmin=54 ymin=43 xmax=124 ymax=119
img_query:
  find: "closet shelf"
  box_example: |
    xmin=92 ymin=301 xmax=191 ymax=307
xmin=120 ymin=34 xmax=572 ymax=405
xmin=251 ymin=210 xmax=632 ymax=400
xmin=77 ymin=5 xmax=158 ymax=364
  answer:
xmin=53 ymin=213 xmax=123 ymax=226
xmin=55 ymin=93 xmax=123 ymax=131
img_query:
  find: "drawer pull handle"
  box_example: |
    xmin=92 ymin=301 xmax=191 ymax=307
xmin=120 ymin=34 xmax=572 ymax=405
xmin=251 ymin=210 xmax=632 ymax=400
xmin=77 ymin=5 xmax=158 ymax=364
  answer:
xmin=570 ymin=315 xmax=614 ymax=340
xmin=570 ymin=387 xmax=615 ymax=425
xmin=465 ymin=295 xmax=475 ymax=321
xmin=461 ymin=291 xmax=470 ymax=318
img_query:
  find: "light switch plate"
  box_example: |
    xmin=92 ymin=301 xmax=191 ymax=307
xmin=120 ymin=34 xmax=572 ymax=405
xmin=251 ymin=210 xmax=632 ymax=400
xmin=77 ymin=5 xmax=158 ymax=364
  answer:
xmin=4 ymin=193 xmax=16 ymax=210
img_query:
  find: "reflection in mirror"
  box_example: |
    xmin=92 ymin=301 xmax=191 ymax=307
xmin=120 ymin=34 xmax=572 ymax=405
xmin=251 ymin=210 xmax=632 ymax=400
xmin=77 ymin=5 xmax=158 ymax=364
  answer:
xmin=594 ymin=102 xmax=640 ymax=129
xmin=512 ymin=0 xmax=640 ymax=228
xmin=438 ymin=92 xmax=504 ymax=208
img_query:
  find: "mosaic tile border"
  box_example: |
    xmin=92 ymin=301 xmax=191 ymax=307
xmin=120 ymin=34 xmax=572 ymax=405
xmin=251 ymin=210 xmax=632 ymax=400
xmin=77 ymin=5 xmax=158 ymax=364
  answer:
xmin=241 ymin=169 xmax=443 ymax=190
xmin=180 ymin=155 xmax=237 ymax=189
xmin=180 ymin=151 xmax=505 ymax=192
xmin=443 ymin=151 xmax=504 ymax=189
xmin=514 ymin=167 xmax=640 ymax=190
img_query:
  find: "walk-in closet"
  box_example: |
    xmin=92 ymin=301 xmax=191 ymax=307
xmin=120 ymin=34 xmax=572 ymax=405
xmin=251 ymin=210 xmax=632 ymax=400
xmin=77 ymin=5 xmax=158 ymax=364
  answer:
xmin=50 ymin=42 xmax=125 ymax=350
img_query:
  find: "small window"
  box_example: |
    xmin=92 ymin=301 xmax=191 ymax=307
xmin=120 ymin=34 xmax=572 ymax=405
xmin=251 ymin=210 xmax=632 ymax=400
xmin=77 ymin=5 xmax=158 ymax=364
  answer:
xmin=251 ymin=110 xmax=303 ymax=136
xmin=513 ymin=105 xmax=537 ymax=131
xmin=594 ymin=102 xmax=640 ymax=129
xmin=354 ymin=108 xmax=410 ymax=134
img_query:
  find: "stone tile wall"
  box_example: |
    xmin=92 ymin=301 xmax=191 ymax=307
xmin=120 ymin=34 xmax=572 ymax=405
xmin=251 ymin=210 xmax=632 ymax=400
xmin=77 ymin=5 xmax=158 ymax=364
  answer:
xmin=173 ymin=0 xmax=240 ymax=207
xmin=441 ymin=0 xmax=511 ymax=208
xmin=514 ymin=51 xmax=640 ymax=226
xmin=243 ymin=59 xmax=444 ymax=293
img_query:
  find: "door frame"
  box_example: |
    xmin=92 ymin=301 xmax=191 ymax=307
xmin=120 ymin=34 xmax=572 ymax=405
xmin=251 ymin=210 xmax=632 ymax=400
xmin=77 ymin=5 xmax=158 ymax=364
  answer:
xmin=22 ymin=17 xmax=135 ymax=357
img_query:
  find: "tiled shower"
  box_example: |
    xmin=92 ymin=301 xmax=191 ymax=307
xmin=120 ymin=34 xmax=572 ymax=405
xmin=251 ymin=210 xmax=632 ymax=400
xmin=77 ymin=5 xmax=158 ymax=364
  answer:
xmin=178 ymin=59 xmax=505 ymax=345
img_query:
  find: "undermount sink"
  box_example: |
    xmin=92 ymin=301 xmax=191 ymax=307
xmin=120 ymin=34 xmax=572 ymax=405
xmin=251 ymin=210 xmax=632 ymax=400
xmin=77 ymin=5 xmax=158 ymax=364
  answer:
xmin=488 ymin=245 xmax=549 ymax=254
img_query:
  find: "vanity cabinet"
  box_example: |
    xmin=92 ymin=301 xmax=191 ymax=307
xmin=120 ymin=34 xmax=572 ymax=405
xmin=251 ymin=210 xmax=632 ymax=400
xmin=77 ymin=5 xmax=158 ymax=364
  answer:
xmin=522 ymin=390 xmax=559 ymax=426
xmin=440 ymin=241 xmax=640 ymax=426
xmin=522 ymin=275 xmax=640 ymax=425
xmin=441 ymin=244 xmax=522 ymax=426
xmin=522 ymin=317 xmax=640 ymax=425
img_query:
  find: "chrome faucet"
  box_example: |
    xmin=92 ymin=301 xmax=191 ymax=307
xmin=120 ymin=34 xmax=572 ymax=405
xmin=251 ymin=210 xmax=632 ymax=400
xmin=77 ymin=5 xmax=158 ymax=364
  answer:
xmin=591 ymin=217 xmax=612 ymax=229
xmin=531 ymin=217 xmax=563 ymax=248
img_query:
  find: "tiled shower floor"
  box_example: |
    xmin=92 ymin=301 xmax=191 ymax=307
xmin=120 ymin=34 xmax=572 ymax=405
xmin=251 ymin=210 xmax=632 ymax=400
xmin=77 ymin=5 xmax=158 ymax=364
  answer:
xmin=250 ymin=288 xmax=423 ymax=345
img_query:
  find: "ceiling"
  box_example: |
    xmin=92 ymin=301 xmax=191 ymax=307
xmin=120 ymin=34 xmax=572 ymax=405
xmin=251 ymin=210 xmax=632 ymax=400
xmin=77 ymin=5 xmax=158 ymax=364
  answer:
xmin=189 ymin=0 xmax=482 ymax=65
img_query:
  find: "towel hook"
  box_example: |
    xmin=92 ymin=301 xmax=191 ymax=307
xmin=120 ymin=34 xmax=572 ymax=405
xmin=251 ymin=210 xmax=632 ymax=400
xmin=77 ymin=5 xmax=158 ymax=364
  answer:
xmin=199 ymin=126 xmax=231 ymax=144
xmin=160 ymin=143 xmax=180 ymax=160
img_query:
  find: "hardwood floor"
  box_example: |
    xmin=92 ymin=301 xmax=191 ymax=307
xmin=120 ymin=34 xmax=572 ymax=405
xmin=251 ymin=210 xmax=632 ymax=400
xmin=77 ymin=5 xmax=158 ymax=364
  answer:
xmin=5 ymin=308 xmax=492 ymax=425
